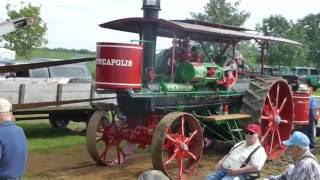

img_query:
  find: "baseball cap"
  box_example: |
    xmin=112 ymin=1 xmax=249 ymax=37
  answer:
xmin=283 ymin=131 xmax=310 ymax=148
xmin=0 ymin=98 xmax=12 ymax=113
xmin=246 ymin=123 xmax=261 ymax=134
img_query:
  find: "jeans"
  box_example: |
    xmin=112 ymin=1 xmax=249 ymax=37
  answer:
xmin=0 ymin=177 xmax=21 ymax=180
xmin=206 ymin=169 xmax=244 ymax=180
xmin=302 ymin=108 xmax=316 ymax=149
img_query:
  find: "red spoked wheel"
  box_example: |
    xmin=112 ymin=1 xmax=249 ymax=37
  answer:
xmin=86 ymin=109 xmax=133 ymax=165
xmin=241 ymin=78 xmax=293 ymax=160
xmin=260 ymin=80 xmax=293 ymax=160
xmin=151 ymin=112 xmax=203 ymax=179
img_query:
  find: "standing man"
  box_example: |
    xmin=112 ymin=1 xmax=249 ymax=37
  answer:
xmin=305 ymin=83 xmax=317 ymax=150
xmin=297 ymin=84 xmax=317 ymax=150
xmin=0 ymin=98 xmax=28 ymax=179
xmin=206 ymin=123 xmax=267 ymax=180
xmin=268 ymin=131 xmax=320 ymax=180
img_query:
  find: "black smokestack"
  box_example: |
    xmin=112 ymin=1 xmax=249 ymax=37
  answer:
xmin=141 ymin=0 xmax=160 ymax=81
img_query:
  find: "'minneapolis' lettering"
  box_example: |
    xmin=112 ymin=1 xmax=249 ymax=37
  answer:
xmin=96 ymin=58 xmax=133 ymax=67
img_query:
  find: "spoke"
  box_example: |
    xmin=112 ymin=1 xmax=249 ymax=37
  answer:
xmin=261 ymin=115 xmax=272 ymax=121
xmin=187 ymin=151 xmax=197 ymax=161
xmin=186 ymin=130 xmax=198 ymax=144
xmin=99 ymin=149 xmax=107 ymax=161
xmin=116 ymin=143 xmax=121 ymax=164
xmin=261 ymin=126 xmax=272 ymax=143
xmin=276 ymin=83 xmax=280 ymax=108
xmin=279 ymin=97 xmax=287 ymax=113
xmin=97 ymin=127 xmax=104 ymax=133
xmin=269 ymin=130 xmax=275 ymax=155
xmin=181 ymin=116 xmax=185 ymax=137
xmin=99 ymin=144 xmax=111 ymax=162
xmin=280 ymin=119 xmax=288 ymax=124
xmin=267 ymin=94 xmax=275 ymax=110
xmin=276 ymin=129 xmax=282 ymax=147
xmin=167 ymin=134 xmax=178 ymax=143
xmin=164 ymin=149 xmax=179 ymax=165
xmin=179 ymin=157 xmax=183 ymax=178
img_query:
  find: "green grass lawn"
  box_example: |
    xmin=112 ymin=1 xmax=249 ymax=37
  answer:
xmin=17 ymin=120 xmax=86 ymax=153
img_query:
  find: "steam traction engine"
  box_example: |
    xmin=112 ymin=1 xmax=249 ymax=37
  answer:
xmin=86 ymin=0 xmax=302 ymax=179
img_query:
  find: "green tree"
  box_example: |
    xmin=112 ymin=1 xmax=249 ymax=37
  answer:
xmin=191 ymin=0 xmax=250 ymax=26
xmin=237 ymin=42 xmax=259 ymax=70
xmin=256 ymin=15 xmax=306 ymax=70
xmin=3 ymin=3 xmax=47 ymax=59
xmin=297 ymin=13 xmax=320 ymax=68
xmin=191 ymin=0 xmax=250 ymax=63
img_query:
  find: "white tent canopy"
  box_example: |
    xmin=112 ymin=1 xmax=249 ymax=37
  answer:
xmin=0 ymin=48 xmax=15 ymax=61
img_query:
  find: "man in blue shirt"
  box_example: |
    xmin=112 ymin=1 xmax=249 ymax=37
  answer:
xmin=0 ymin=98 xmax=28 ymax=179
xmin=299 ymin=84 xmax=317 ymax=150
xmin=307 ymin=96 xmax=317 ymax=149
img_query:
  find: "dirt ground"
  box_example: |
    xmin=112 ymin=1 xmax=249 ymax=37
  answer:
xmin=25 ymin=142 xmax=292 ymax=180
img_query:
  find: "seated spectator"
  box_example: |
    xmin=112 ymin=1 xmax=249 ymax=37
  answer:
xmin=206 ymin=123 xmax=267 ymax=180
xmin=267 ymin=131 xmax=320 ymax=180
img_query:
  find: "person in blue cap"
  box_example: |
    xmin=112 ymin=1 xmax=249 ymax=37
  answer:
xmin=267 ymin=131 xmax=320 ymax=180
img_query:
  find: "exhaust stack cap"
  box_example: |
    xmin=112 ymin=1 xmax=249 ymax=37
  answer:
xmin=142 ymin=0 xmax=161 ymax=10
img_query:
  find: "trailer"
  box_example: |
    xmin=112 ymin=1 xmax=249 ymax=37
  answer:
xmin=0 ymin=77 xmax=115 ymax=127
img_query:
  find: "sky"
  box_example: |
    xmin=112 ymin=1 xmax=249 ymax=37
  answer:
xmin=0 ymin=0 xmax=319 ymax=51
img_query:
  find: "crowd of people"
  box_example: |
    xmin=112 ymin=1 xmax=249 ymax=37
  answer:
xmin=140 ymin=84 xmax=320 ymax=180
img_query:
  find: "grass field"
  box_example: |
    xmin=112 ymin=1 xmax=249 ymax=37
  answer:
xmin=16 ymin=48 xmax=96 ymax=77
xmin=17 ymin=120 xmax=86 ymax=153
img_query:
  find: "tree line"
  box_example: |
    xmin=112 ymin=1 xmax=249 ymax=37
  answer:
xmin=192 ymin=0 xmax=320 ymax=70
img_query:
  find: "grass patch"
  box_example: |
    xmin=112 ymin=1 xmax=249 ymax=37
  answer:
xmin=16 ymin=48 xmax=96 ymax=77
xmin=16 ymin=121 xmax=86 ymax=153
xmin=313 ymin=90 xmax=320 ymax=96
xmin=86 ymin=61 xmax=96 ymax=78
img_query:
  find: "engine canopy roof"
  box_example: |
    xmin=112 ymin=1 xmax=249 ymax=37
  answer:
xmin=99 ymin=18 xmax=301 ymax=45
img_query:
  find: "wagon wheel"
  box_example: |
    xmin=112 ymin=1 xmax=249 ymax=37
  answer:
xmin=151 ymin=112 xmax=203 ymax=179
xmin=241 ymin=78 xmax=293 ymax=160
xmin=86 ymin=109 xmax=131 ymax=165
xmin=49 ymin=114 xmax=69 ymax=129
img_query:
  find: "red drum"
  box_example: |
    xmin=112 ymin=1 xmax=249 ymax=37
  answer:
xmin=293 ymin=92 xmax=310 ymax=125
xmin=96 ymin=42 xmax=143 ymax=90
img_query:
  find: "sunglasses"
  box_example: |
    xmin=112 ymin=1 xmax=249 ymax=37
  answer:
xmin=245 ymin=131 xmax=255 ymax=135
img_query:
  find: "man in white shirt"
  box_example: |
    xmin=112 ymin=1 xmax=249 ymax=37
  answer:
xmin=206 ymin=123 xmax=267 ymax=180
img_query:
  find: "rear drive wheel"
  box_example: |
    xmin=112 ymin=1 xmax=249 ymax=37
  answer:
xmin=241 ymin=78 xmax=293 ymax=160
